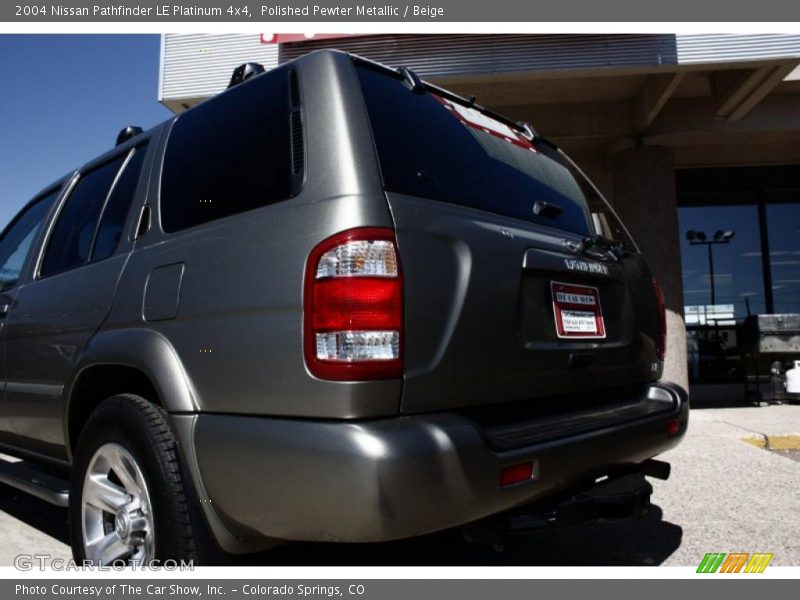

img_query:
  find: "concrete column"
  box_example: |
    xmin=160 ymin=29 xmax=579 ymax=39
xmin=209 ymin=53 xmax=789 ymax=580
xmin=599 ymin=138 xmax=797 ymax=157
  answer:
xmin=611 ymin=146 xmax=688 ymax=392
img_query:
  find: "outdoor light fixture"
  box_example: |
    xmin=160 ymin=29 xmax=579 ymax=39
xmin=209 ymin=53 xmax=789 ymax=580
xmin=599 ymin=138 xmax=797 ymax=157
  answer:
xmin=686 ymin=228 xmax=736 ymax=307
xmin=713 ymin=230 xmax=734 ymax=241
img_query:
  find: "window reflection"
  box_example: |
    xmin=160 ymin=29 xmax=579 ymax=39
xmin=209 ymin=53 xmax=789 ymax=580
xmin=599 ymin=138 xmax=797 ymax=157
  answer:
xmin=679 ymin=204 xmax=765 ymax=323
xmin=765 ymin=203 xmax=800 ymax=314
xmin=679 ymin=204 xmax=765 ymax=384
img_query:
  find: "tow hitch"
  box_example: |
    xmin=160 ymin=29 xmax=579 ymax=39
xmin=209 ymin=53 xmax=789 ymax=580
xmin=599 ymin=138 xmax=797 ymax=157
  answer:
xmin=462 ymin=460 xmax=669 ymax=552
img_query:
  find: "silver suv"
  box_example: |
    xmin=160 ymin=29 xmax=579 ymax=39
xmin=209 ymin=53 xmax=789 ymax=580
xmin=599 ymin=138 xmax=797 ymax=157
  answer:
xmin=0 ymin=51 xmax=687 ymax=564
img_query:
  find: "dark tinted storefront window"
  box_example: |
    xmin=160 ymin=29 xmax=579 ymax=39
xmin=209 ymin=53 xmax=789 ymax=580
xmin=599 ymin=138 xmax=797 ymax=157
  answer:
xmin=765 ymin=202 xmax=800 ymax=314
xmin=679 ymin=204 xmax=765 ymax=384
xmin=677 ymin=167 xmax=800 ymax=387
xmin=679 ymin=204 xmax=766 ymax=323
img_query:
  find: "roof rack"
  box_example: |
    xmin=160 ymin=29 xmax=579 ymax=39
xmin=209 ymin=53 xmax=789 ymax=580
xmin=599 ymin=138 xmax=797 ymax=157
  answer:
xmin=228 ymin=63 xmax=265 ymax=88
xmin=116 ymin=126 xmax=143 ymax=146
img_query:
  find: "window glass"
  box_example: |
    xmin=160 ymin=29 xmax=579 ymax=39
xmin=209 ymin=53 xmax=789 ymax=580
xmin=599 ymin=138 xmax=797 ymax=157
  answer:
xmin=356 ymin=64 xmax=601 ymax=237
xmin=679 ymin=204 xmax=765 ymax=324
xmin=679 ymin=204 xmax=764 ymax=384
xmin=0 ymin=191 xmax=57 ymax=291
xmin=765 ymin=202 xmax=800 ymax=314
xmin=40 ymin=156 xmax=126 ymax=277
xmin=160 ymin=67 xmax=292 ymax=233
xmin=92 ymin=145 xmax=148 ymax=262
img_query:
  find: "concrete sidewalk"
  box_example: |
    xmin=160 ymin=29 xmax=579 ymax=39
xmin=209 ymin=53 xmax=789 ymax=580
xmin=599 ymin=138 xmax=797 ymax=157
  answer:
xmin=654 ymin=404 xmax=800 ymax=565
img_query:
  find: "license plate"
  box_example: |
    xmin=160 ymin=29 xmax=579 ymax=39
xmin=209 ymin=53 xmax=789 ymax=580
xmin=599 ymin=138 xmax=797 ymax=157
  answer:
xmin=551 ymin=281 xmax=606 ymax=339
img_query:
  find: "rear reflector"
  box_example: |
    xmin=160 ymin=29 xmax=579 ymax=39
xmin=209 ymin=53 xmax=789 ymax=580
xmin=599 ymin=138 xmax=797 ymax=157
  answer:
xmin=666 ymin=419 xmax=680 ymax=437
xmin=304 ymin=228 xmax=403 ymax=381
xmin=652 ymin=277 xmax=667 ymax=362
xmin=500 ymin=461 xmax=534 ymax=487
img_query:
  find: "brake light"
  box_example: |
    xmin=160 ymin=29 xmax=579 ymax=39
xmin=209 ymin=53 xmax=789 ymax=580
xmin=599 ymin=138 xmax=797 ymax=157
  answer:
xmin=652 ymin=277 xmax=667 ymax=362
xmin=304 ymin=228 xmax=402 ymax=380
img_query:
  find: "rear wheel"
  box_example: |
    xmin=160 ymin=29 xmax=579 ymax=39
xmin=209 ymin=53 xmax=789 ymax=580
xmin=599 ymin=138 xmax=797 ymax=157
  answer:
xmin=69 ymin=394 xmax=198 ymax=565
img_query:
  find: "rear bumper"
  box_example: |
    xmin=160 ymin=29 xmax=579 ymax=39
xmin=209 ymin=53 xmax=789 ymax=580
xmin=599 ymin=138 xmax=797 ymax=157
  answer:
xmin=187 ymin=382 xmax=687 ymax=547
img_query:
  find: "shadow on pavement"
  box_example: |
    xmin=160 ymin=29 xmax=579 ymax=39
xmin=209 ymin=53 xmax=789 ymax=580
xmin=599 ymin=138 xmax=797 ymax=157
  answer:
xmin=690 ymin=398 xmax=757 ymax=409
xmin=0 ymin=484 xmax=682 ymax=566
xmin=0 ymin=482 xmax=70 ymax=545
xmin=239 ymin=505 xmax=682 ymax=566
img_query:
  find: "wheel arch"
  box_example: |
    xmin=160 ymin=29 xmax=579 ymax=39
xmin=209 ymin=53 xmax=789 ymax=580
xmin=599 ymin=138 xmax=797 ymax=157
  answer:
xmin=65 ymin=328 xmax=198 ymax=461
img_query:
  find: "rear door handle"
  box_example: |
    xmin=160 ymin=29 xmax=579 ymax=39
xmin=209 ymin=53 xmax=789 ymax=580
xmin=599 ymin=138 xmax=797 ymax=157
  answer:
xmin=0 ymin=304 xmax=9 ymax=318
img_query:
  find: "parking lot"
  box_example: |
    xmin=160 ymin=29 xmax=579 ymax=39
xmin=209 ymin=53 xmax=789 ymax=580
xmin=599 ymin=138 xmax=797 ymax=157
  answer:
xmin=1 ymin=402 xmax=799 ymax=567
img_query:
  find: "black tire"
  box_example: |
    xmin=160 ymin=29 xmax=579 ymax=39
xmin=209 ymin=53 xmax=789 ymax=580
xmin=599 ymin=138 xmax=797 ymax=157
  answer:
xmin=69 ymin=394 xmax=198 ymax=565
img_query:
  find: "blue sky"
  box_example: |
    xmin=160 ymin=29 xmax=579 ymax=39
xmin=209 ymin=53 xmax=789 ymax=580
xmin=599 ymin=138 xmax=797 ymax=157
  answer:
xmin=0 ymin=35 xmax=171 ymax=229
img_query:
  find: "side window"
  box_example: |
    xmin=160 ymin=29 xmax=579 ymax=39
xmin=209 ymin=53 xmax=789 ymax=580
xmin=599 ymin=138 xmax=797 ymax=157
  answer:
xmin=40 ymin=155 xmax=126 ymax=277
xmin=0 ymin=191 xmax=58 ymax=291
xmin=160 ymin=67 xmax=293 ymax=233
xmin=91 ymin=144 xmax=148 ymax=262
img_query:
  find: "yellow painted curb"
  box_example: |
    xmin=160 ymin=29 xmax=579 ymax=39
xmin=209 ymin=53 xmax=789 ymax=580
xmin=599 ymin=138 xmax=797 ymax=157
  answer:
xmin=742 ymin=434 xmax=800 ymax=450
xmin=766 ymin=435 xmax=800 ymax=451
xmin=743 ymin=435 xmax=766 ymax=448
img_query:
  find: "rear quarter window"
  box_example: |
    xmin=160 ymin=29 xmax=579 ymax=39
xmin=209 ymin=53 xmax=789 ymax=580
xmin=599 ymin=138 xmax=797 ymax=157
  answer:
xmin=160 ymin=67 xmax=294 ymax=233
xmin=92 ymin=144 xmax=148 ymax=261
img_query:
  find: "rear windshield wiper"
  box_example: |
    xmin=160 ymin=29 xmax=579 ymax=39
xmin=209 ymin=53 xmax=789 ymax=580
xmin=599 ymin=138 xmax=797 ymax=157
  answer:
xmin=399 ymin=66 xmax=425 ymax=93
xmin=579 ymin=235 xmax=625 ymax=262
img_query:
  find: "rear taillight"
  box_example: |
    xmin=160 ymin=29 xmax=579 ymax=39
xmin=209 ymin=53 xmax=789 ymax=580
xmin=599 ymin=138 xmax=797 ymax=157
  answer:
xmin=652 ymin=276 xmax=667 ymax=362
xmin=304 ymin=228 xmax=402 ymax=380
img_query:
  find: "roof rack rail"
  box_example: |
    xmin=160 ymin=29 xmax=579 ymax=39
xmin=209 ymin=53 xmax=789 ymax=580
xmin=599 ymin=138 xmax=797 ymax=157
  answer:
xmin=116 ymin=126 xmax=143 ymax=146
xmin=228 ymin=63 xmax=265 ymax=88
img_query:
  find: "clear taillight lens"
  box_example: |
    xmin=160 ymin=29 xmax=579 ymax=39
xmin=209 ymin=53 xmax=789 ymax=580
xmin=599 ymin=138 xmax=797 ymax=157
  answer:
xmin=304 ymin=228 xmax=402 ymax=380
xmin=316 ymin=331 xmax=400 ymax=362
xmin=316 ymin=240 xmax=398 ymax=278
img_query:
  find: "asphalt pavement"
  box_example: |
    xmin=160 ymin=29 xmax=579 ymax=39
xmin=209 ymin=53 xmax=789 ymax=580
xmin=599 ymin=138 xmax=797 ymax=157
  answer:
xmin=1 ymin=402 xmax=798 ymax=566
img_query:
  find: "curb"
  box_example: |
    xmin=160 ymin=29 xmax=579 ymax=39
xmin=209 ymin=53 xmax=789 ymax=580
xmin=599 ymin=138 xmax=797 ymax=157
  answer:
xmin=742 ymin=434 xmax=800 ymax=451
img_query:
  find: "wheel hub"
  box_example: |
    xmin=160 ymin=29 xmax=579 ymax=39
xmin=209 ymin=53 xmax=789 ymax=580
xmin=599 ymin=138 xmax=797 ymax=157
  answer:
xmin=114 ymin=510 xmax=131 ymax=540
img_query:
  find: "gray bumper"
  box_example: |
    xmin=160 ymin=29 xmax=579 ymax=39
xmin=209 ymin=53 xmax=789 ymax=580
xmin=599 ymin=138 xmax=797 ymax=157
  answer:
xmin=184 ymin=383 xmax=687 ymax=548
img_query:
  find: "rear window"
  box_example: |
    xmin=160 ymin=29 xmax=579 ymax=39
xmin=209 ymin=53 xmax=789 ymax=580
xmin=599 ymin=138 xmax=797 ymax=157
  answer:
xmin=160 ymin=67 xmax=294 ymax=233
xmin=357 ymin=64 xmax=629 ymax=241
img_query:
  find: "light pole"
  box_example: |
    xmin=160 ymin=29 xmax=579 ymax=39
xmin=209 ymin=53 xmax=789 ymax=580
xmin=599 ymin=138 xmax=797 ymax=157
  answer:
xmin=686 ymin=229 xmax=735 ymax=309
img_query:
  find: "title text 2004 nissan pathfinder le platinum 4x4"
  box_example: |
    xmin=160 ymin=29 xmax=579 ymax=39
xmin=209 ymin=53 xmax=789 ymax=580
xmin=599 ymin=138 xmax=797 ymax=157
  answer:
xmin=0 ymin=50 xmax=687 ymax=565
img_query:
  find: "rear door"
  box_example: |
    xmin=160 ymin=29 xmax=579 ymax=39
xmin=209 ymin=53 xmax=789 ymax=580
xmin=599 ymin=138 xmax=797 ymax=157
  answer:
xmin=355 ymin=62 xmax=664 ymax=414
xmin=3 ymin=142 xmax=151 ymax=458
xmin=0 ymin=190 xmax=59 ymax=446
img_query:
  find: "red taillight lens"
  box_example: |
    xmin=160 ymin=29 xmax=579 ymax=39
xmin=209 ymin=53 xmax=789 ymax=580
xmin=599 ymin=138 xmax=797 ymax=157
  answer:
xmin=652 ymin=276 xmax=667 ymax=362
xmin=304 ymin=228 xmax=402 ymax=381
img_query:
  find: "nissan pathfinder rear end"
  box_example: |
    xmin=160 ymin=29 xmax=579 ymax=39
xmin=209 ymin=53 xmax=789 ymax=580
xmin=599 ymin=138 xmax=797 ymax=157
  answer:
xmin=0 ymin=50 xmax=687 ymax=564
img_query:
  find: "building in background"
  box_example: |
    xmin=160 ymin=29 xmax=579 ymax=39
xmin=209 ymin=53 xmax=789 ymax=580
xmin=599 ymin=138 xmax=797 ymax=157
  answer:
xmin=160 ymin=33 xmax=800 ymax=400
